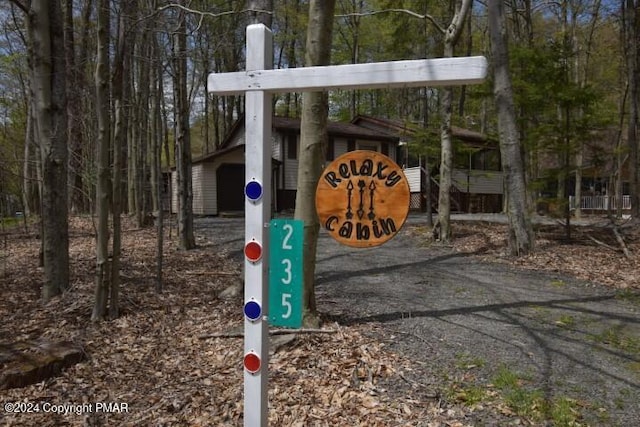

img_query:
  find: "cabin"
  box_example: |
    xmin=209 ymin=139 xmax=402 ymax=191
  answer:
xmin=171 ymin=116 xmax=400 ymax=216
xmin=352 ymin=116 xmax=503 ymax=213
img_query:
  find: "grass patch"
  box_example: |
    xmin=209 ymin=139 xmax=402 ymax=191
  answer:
xmin=455 ymin=353 xmax=486 ymax=370
xmin=492 ymin=365 xmax=582 ymax=426
xmin=627 ymin=361 xmax=640 ymax=376
xmin=448 ymin=384 xmax=488 ymax=405
xmin=493 ymin=365 xmax=522 ymax=389
xmin=549 ymin=396 xmax=582 ymax=426
xmin=0 ymin=217 xmax=21 ymax=228
xmin=503 ymin=387 xmax=545 ymax=420
xmin=551 ymin=279 xmax=567 ymax=287
xmin=616 ymin=289 xmax=640 ymax=304
xmin=592 ymin=326 xmax=640 ymax=353
xmin=555 ymin=314 xmax=576 ymax=328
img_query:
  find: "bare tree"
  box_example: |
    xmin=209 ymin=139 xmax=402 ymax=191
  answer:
xmin=151 ymin=30 xmax=164 ymax=293
xmin=12 ymin=0 xmax=70 ymax=302
xmin=294 ymin=0 xmax=336 ymax=327
xmin=92 ymin=0 xmax=111 ymax=321
xmin=489 ymin=0 xmax=534 ymax=255
xmin=173 ymin=1 xmax=195 ymax=250
xmin=624 ymin=0 xmax=640 ymax=218
xmin=64 ymin=0 xmax=87 ymax=213
xmin=435 ymin=0 xmax=472 ymax=242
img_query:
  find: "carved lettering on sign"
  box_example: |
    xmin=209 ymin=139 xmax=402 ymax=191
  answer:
xmin=315 ymin=150 xmax=410 ymax=248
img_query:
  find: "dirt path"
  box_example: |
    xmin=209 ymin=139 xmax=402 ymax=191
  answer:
xmin=198 ymin=215 xmax=640 ymax=426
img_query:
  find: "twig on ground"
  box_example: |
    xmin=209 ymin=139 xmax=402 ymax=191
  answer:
xmin=612 ymin=226 xmax=632 ymax=259
xmin=585 ymin=234 xmax=620 ymax=252
xmin=185 ymin=271 xmax=238 ymax=276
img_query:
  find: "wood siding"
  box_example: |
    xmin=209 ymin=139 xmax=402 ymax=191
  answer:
xmin=334 ymin=139 xmax=348 ymax=157
xmin=201 ymin=164 xmax=217 ymax=214
xmin=283 ymin=134 xmax=298 ymax=190
xmin=191 ymin=164 xmax=204 ymax=215
xmin=452 ymin=169 xmax=503 ymax=194
xmin=404 ymin=167 xmax=421 ymax=193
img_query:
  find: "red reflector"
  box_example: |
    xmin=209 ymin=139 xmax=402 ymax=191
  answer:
xmin=243 ymin=352 xmax=261 ymax=373
xmin=244 ymin=241 xmax=262 ymax=262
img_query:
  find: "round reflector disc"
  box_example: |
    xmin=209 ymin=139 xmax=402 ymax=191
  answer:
xmin=244 ymin=300 xmax=262 ymax=321
xmin=243 ymin=352 xmax=261 ymax=373
xmin=245 ymin=181 xmax=263 ymax=201
xmin=244 ymin=241 xmax=262 ymax=262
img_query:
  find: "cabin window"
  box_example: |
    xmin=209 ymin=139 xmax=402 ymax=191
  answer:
xmin=347 ymin=139 xmax=356 ymax=152
xmin=287 ymin=134 xmax=297 ymax=159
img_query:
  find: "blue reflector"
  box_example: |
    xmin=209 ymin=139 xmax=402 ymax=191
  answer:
xmin=245 ymin=180 xmax=263 ymax=201
xmin=244 ymin=300 xmax=262 ymax=321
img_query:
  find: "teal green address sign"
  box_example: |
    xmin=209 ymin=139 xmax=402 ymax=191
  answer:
xmin=269 ymin=219 xmax=303 ymax=328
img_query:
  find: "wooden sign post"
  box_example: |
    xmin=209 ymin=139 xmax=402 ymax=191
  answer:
xmin=207 ymin=23 xmax=487 ymax=427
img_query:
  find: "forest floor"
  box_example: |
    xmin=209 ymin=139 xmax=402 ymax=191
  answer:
xmin=0 ymin=214 xmax=638 ymax=426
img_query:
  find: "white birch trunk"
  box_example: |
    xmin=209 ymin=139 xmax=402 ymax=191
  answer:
xmin=294 ymin=0 xmax=336 ymax=327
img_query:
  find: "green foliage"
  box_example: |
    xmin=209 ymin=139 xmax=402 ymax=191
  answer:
xmin=0 ymin=19 xmax=29 ymax=206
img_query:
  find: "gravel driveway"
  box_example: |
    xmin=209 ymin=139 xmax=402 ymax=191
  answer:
xmin=197 ymin=214 xmax=640 ymax=426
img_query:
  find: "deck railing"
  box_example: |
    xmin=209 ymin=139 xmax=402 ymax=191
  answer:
xmin=569 ymin=195 xmax=631 ymax=211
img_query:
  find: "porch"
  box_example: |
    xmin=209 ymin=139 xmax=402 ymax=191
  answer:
xmin=569 ymin=195 xmax=631 ymax=212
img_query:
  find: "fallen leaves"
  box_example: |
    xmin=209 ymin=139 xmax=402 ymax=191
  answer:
xmin=2 ymin=215 xmax=633 ymax=426
xmin=439 ymin=220 xmax=640 ymax=289
xmin=0 ymin=217 xmax=469 ymax=426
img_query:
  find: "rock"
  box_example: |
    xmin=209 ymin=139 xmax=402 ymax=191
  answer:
xmin=218 ymin=283 xmax=241 ymax=300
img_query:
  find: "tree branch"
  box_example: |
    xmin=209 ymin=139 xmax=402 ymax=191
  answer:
xmin=335 ymin=9 xmax=446 ymax=34
xmin=158 ymin=3 xmax=273 ymax=18
xmin=8 ymin=0 xmax=28 ymax=14
xmin=133 ymin=5 xmax=274 ymax=33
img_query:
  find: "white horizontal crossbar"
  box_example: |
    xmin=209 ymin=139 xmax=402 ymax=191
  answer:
xmin=208 ymin=56 xmax=488 ymax=95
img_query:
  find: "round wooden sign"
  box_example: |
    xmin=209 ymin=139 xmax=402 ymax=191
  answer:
xmin=315 ymin=150 xmax=410 ymax=248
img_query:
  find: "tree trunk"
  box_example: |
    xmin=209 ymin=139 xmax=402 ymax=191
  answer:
xmin=22 ymin=103 xmax=34 ymax=217
xmin=625 ymin=0 xmax=640 ymax=218
xmin=92 ymin=0 xmax=111 ymax=321
xmin=134 ymin=30 xmax=151 ymax=228
xmin=174 ymin=3 xmax=195 ymax=250
xmin=63 ymin=0 xmax=85 ymax=214
xmin=26 ymin=0 xmax=69 ymax=302
xmin=109 ymin=0 xmax=136 ymax=319
xmin=489 ymin=0 xmax=534 ymax=255
xmin=294 ymin=0 xmax=336 ymax=327
xmin=249 ymin=0 xmax=273 ymax=27
xmin=574 ymin=148 xmax=583 ymax=219
xmin=151 ymin=19 xmax=164 ymax=293
xmin=436 ymin=0 xmax=472 ymax=242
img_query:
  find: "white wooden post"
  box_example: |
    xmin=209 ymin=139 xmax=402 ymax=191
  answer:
xmin=207 ymin=23 xmax=487 ymax=427
xmin=243 ymin=24 xmax=272 ymax=427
